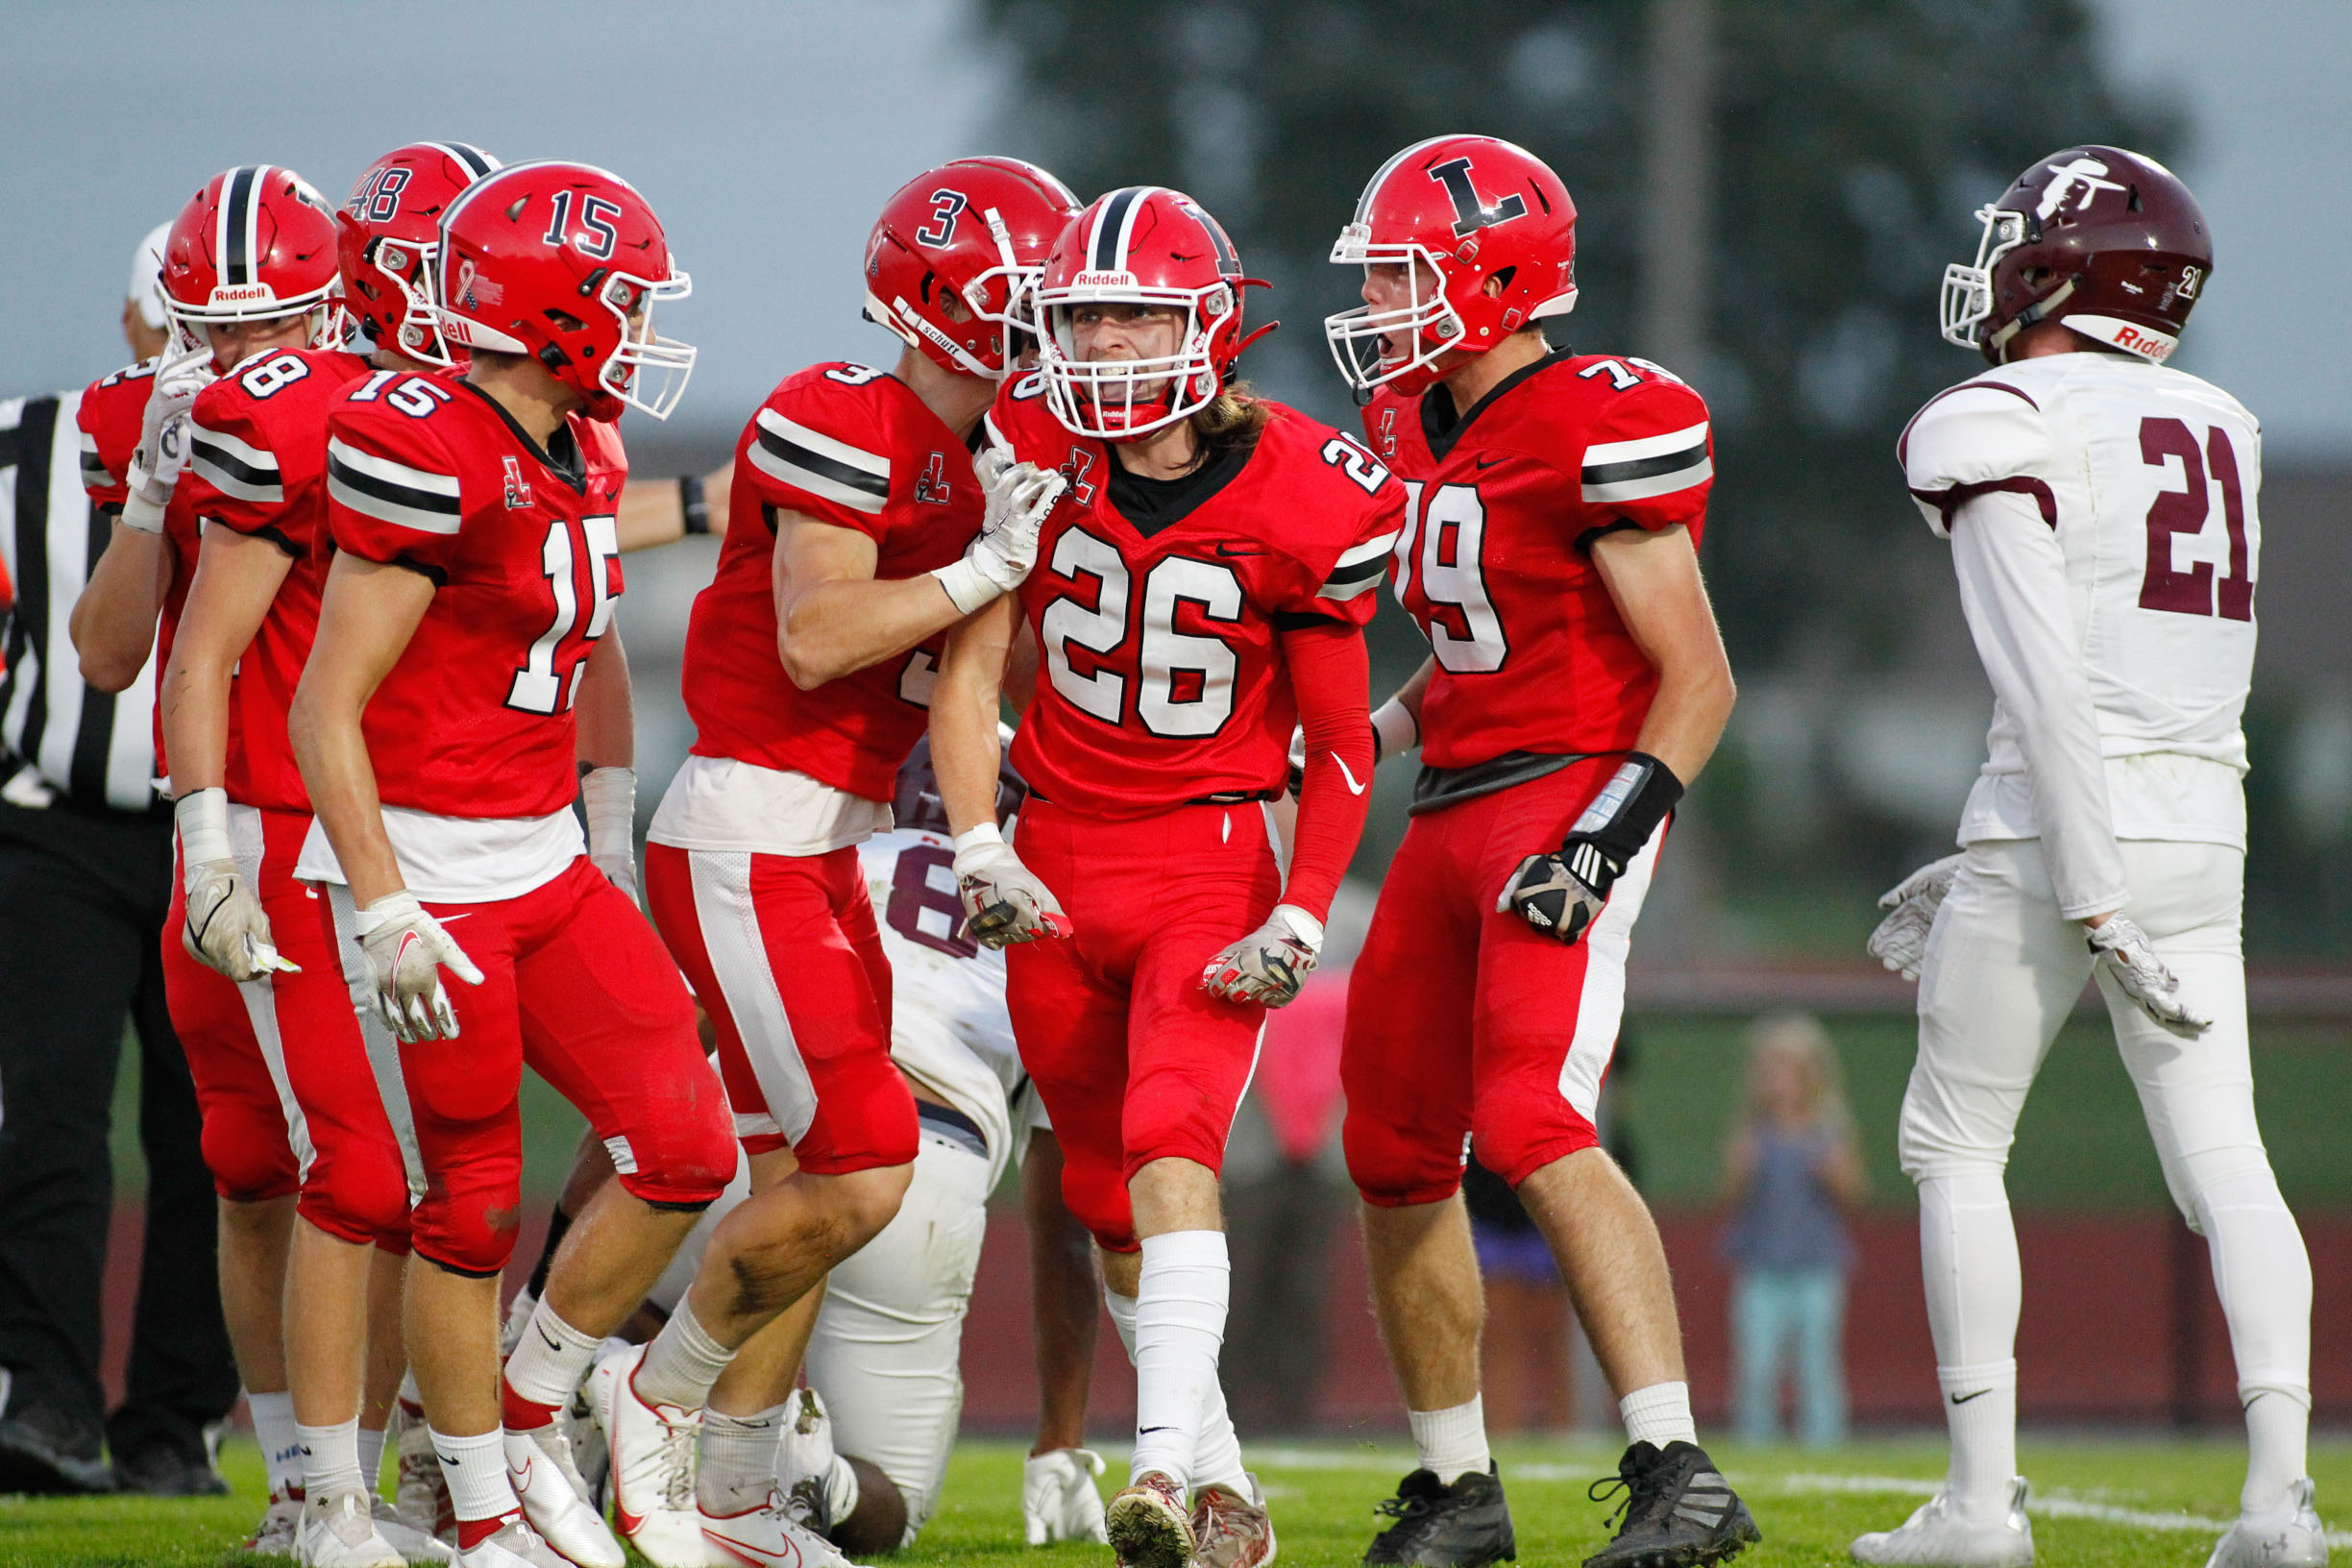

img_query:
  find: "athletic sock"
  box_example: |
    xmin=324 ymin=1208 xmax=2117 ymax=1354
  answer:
xmin=698 ymin=1405 xmax=786 ymax=1516
xmin=358 ymin=1426 xmax=387 ymax=1493
xmin=1115 ymin=1282 xmax=1245 ymax=1491
xmin=1130 ymin=1231 xmax=1231 ymax=1490
xmin=429 ymin=1426 xmax=522 ymax=1549
xmin=1104 ymin=1287 xmax=1139 ymax=1363
xmin=249 ymin=1389 xmax=304 ymax=1501
xmin=527 ymin=1209 xmax=575 ymax=1301
xmin=1409 ymin=1396 xmax=1492 ymax=1484
xmin=1937 ymin=1360 xmax=2017 ymax=1513
xmin=1918 ymin=1171 xmax=2023 ymax=1516
xmin=298 ymin=1416 xmax=365 ymax=1497
xmin=1618 ymin=1382 xmax=1697 ymax=1449
xmin=502 ymin=1297 xmax=602 ymax=1430
xmin=635 ymin=1300 xmax=737 ymax=1411
xmin=2242 ymin=1386 xmax=2311 ymax=1515
xmin=2189 ymin=1162 xmax=2315 ymax=1517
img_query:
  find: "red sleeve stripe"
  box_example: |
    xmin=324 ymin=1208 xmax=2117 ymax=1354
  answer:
xmin=188 ymin=424 xmax=282 ymax=503
xmin=326 ymin=437 xmax=461 ymax=534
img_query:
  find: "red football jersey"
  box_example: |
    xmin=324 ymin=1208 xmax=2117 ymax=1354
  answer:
xmin=1360 ymin=349 xmax=1713 ymax=769
xmin=682 ymin=363 xmax=985 ymax=802
xmin=323 ymin=369 xmax=627 ymax=821
xmin=988 ymin=375 xmax=1403 ymax=818
xmin=179 ymin=346 xmax=372 ymax=811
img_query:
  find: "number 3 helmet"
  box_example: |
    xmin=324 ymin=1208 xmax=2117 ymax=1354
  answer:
xmin=1028 ymin=185 xmax=1273 ymax=441
xmin=159 ymin=165 xmax=343 ymax=351
xmin=866 ymin=156 xmax=1082 ymax=380
xmin=434 ymin=160 xmax=695 ymax=421
xmin=1324 ymin=135 xmax=1579 ymax=399
xmin=338 ymin=142 xmax=501 ymax=367
xmin=1941 ymin=145 xmax=2212 ymax=365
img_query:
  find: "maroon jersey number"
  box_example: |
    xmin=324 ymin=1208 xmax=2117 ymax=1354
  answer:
xmin=887 ymin=842 xmax=978 ymax=960
xmin=2138 ymin=417 xmax=2252 ymax=623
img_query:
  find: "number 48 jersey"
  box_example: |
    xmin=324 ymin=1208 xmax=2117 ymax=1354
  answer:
xmin=323 ymin=368 xmax=627 ymax=821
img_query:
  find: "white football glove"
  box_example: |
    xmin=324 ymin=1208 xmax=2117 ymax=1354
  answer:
xmin=2089 ymin=914 xmax=2211 ymax=1036
xmin=581 ymin=765 xmax=640 ymax=905
xmin=175 ymin=789 xmax=297 ymax=982
xmin=932 ymin=449 xmax=1066 ymax=613
xmin=1867 ymin=852 xmax=1965 ymax=982
xmin=952 ymin=822 xmax=1070 ymax=946
xmin=354 ymin=891 xmax=485 ymax=1042
xmin=122 ymin=343 xmax=215 ymax=533
xmin=1023 ymin=1447 xmax=1109 ymax=1546
xmin=1201 ymin=903 xmax=1323 ymax=1008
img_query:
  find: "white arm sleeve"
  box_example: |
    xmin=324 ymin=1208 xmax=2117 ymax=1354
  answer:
xmin=1948 ymin=488 xmax=2128 ymax=920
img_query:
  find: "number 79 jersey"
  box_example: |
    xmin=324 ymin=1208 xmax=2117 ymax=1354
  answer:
xmin=323 ymin=369 xmax=627 ymax=821
xmin=988 ymin=377 xmax=1403 ymax=818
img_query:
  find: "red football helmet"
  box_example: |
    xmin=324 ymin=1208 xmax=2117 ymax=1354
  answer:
xmin=338 ymin=142 xmax=501 ymax=366
xmin=866 ymin=157 xmax=1081 ymax=379
xmin=1324 ymin=135 xmax=1578 ymax=398
xmin=1028 ymin=185 xmax=1272 ymax=440
xmin=160 ymin=165 xmax=342 ymax=351
xmin=1942 ymin=145 xmax=2212 ymax=365
xmin=434 ymin=160 xmax=694 ymax=421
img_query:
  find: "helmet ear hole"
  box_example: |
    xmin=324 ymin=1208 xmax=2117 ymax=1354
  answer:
xmin=545 ymin=309 xmax=586 ymax=333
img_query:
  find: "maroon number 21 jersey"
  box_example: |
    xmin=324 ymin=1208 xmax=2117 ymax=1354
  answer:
xmin=1361 ymin=348 xmax=1714 ymax=769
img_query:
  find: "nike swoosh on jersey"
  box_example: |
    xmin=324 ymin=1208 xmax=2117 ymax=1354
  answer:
xmin=1332 ymin=752 xmax=1367 ymax=795
xmin=1476 ymin=453 xmax=1507 ymax=468
xmin=1213 ymin=541 xmax=1265 ymax=557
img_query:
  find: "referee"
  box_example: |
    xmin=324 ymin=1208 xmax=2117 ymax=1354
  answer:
xmin=0 ymin=227 xmax=236 ymax=1496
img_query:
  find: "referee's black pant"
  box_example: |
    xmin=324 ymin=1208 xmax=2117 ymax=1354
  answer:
xmin=0 ymin=796 xmax=237 ymax=1465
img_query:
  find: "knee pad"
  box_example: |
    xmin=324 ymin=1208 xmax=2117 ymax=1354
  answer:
xmin=198 ymin=1105 xmax=299 ymax=1204
xmin=1058 ymin=1155 xmax=1136 ymax=1254
xmin=1342 ymin=1107 xmax=1464 ymax=1209
xmin=297 ymin=1139 xmax=413 ymax=1249
xmin=410 ymin=1169 xmax=523 ymax=1277
xmin=2169 ymin=1145 xmax=2281 ymax=1235
xmin=1469 ymin=1097 xmax=1599 ymax=1191
xmin=609 ymin=1117 xmax=739 ymax=1211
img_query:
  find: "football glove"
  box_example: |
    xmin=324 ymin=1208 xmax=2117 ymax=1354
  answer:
xmin=932 ymin=448 xmax=1066 ymax=613
xmin=581 ymin=765 xmax=640 ymax=905
xmin=1023 ymin=1448 xmax=1109 ymax=1546
xmin=1201 ymin=903 xmax=1323 ymax=1008
xmin=952 ymin=823 xmax=1070 ymax=946
xmin=175 ymin=789 xmax=297 ymax=982
xmin=2088 ymin=914 xmax=2211 ymax=1036
xmin=353 ymin=891 xmax=485 ymax=1042
xmin=122 ymin=343 xmax=215 ymax=534
xmin=1867 ymin=852 xmax=1965 ymax=982
xmin=1497 ymin=752 xmax=1682 ymax=945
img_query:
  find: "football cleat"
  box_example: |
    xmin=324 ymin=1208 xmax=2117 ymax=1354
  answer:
xmin=394 ymin=1398 xmax=458 ymax=1544
xmin=1024 ymin=1448 xmax=1110 ymax=1546
xmin=373 ymin=1493 xmax=457 ymax=1562
xmin=2205 ymin=1477 xmax=2326 ymax=1568
xmin=455 ymin=1515 xmax=577 ymax=1568
xmin=1850 ymin=1477 xmax=2032 ymax=1566
xmin=1582 ymin=1441 xmax=1758 ymax=1568
xmin=296 ymin=1487 xmax=405 ymax=1568
xmin=1365 ymin=1465 xmax=1517 ymax=1568
xmin=505 ymin=1422 xmax=624 ymax=1567
xmin=777 ymin=1386 xmax=844 ymax=1535
xmin=1108 ymin=1471 xmax=1198 ymax=1568
xmin=702 ymin=1487 xmax=867 ymax=1568
xmin=1191 ymin=1474 xmax=1277 ymax=1568
xmin=249 ymin=1493 xmax=306 ymax=1556
xmin=592 ymin=1346 xmax=707 ymax=1568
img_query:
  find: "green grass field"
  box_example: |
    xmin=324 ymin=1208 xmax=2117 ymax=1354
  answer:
xmin=6 ymin=1433 xmax=2344 ymax=1568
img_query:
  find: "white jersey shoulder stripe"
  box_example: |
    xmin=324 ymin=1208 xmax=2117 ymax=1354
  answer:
xmin=326 ymin=436 xmax=461 ymax=534
xmin=188 ymin=423 xmax=283 ymax=503
xmin=754 ymin=406 xmax=889 ymax=480
xmin=1582 ymin=419 xmax=1711 ymax=470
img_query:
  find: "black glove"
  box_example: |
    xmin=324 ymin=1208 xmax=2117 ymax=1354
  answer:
xmin=1497 ymin=752 xmax=1682 ymax=944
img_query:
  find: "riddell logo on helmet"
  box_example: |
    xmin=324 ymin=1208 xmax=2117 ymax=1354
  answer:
xmin=208 ymin=284 xmax=275 ymax=306
xmin=2111 ymin=324 xmax=2173 ymax=361
xmin=1071 ymin=270 xmax=1137 ymax=288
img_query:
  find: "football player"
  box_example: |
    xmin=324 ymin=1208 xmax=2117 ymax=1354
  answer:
xmin=607 ymin=157 xmax=1077 ymax=1568
xmin=1321 ymin=135 xmax=1753 ymax=1568
xmin=66 ymin=164 xmax=366 ymax=1556
xmin=930 ymin=184 xmax=1399 ymax=1568
xmin=288 ymin=159 xmax=736 ymax=1568
xmin=1851 ymin=147 xmax=2317 ymax=1568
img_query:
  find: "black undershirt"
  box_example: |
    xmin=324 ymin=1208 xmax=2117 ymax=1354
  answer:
xmin=1104 ymin=440 xmax=1250 ymax=539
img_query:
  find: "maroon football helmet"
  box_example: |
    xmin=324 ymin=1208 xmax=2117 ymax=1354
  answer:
xmin=1942 ymin=145 xmax=2212 ymax=365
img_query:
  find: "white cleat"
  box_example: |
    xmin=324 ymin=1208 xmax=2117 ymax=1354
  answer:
xmin=373 ymin=1493 xmax=458 ymax=1561
xmin=592 ymin=1345 xmax=708 ymax=1568
xmin=506 ymin=1423 xmax=625 ymax=1567
xmin=1023 ymin=1448 xmax=1110 ymax=1545
xmin=249 ymin=1493 xmax=305 ymax=1556
xmin=394 ymin=1400 xmax=457 ymax=1546
xmin=1851 ymin=1477 xmax=2035 ymax=1566
xmin=455 ymin=1515 xmax=576 ymax=1568
xmin=296 ymin=1487 xmax=405 ymax=1568
xmin=2206 ymin=1478 xmax=2328 ymax=1568
xmin=701 ymin=1488 xmax=868 ymax=1568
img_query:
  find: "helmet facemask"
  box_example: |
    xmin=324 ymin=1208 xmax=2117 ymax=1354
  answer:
xmin=1940 ymin=205 xmax=2029 ymax=352
xmin=1322 ymin=227 xmax=1470 ymax=398
xmin=361 ymin=236 xmax=461 ymax=366
xmin=597 ymin=269 xmax=696 ymax=421
xmin=1033 ymin=284 xmax=1235 ymax=441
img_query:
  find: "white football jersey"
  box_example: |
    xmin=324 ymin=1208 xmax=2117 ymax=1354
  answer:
xmin=1901 ymin=351 xmax=2260 ymax=851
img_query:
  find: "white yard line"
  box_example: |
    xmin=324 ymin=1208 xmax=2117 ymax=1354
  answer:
xmin=1772 ymin=1473 xmax=2352 ymax=1550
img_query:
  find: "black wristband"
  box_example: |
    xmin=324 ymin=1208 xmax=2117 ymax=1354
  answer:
xmin=678 ymin=474 xmax=709 ymax=535
xmin=1563 ymin=750 xmax=1683 ymax=869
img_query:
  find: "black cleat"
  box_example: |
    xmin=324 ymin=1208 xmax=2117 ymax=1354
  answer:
xmin=0 ymin=1407 xmax=114 ymax=1496
xmin=1365 ymin=1464 xmax=1518 ymax=1568
xmin=1581 ymin=1441 xmax=1758 ymax=1568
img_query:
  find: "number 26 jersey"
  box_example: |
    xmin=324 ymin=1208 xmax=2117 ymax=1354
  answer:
xmin=322 ymin=369 xmax=627 ymax=821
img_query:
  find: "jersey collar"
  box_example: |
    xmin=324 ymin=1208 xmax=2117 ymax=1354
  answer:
xmin=453 ymin=379 xmax=588 ymax=495
xmin=1419 ymin=343 xmax=1577 ymax=461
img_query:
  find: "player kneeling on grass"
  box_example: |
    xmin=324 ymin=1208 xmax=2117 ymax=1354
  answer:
xmin=1852 ymin=145 xmax=2318 ymax=1568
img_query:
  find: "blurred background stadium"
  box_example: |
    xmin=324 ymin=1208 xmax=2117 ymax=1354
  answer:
xmin=9 ymin=0 xmax=2344 ymax=1441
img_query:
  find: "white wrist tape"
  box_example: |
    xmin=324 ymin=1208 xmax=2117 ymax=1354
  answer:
xmin=931 ymin=557 xmax=1001 ymax=616
xmin=581 ymin=765 xmax=637 ymax=855
xmin=352 ymin=890 xmax=424 ymax=938
xmin=174 ymin=787 xmax=232 ymax=868
xmin=1370 ymin=698 xmax=1420 ymax=761
xmin=120 ymin=491 xmax=167 ymax=536
xmin=952 ymin=821 xmax=1005 ymax=856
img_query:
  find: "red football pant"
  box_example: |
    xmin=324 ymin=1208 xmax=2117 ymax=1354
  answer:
xmin=1007 ymin=799 xmax=1281 ymax=1253
xmin=369 ymin=857 xmax=735 ymax=1276
xmin=646 ymin=844 xmax=918 ymax=1174
xmin=1342 ymin=757 xmax=1664 ymax=1207
xmin=164 ymin=838 xmax=298 ymax=1207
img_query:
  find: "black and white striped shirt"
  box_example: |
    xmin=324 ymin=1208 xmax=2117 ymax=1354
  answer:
xmin=0 ymin=391 xmax=160 ymax=813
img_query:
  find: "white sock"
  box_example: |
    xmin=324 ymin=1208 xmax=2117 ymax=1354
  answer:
xmin=299 ymin=1416 xmax=365 ymax=1497
xmin=1131 ymin=1231 xmax=1230 ymax=1490
xmin=1918 ymin=1172 xmax=2021 ymax=1513
xmin=2242 ymin=1386 xmax=2311 ymax=1515
xmin=429 ymin=1426 xmax=521 ymax=1530
xmin=1107 ymin=1283 xmax=1240 ymax=1489
xmin=698 ymin=1405 xmax=786 ymax=1515
xmin=249 ymin=1389 xmax=303 ymax=1501
xmin=1409 ymin=1397 xmax=1492 ymax=1483
xmin=1618 ymin=1382 xmax=1696 ymax=1449
xmin=1937 ymin=1360 xmax=2017 ymax=1512
xmin=635 ymin=1300 xmax=737 ymax=1410
xmin=358 ymin=1426 xmax=387 ymax=1493
xmin=502 ymin=1298 xmax=602 ymax=1423
xmin=1105 ymin=1286 xmax=1139 ymax=1362
xmin=2187 ymin=1162 xmax=2314 ymax=1516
